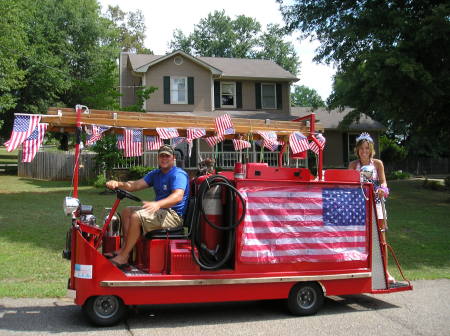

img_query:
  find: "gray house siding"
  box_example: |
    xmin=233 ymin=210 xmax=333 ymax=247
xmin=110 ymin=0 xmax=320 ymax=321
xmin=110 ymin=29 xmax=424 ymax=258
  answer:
xmin=120 ymin=53 xmax=142 ymax=108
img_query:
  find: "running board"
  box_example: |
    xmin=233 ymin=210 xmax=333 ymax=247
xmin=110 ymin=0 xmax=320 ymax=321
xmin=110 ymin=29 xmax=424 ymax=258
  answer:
xmin=101 ymin=272 xmax=371 ymax=287
xmin=371 ymin=207 xmax=387 ymax=290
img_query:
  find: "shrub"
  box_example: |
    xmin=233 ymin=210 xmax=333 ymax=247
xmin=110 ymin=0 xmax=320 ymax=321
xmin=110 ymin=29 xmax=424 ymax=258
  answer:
xmin=422 ymin=178 xmax=446 ymax=191
xmin=127 ymin=166 xmax=154 ymax=180
xmin=444 ymin=176 xmax=450 ymax=189
xmin=386 ymin=170 xmax=411 ymax=180
xmin=93 ymin=174 xmax=107 ymax=189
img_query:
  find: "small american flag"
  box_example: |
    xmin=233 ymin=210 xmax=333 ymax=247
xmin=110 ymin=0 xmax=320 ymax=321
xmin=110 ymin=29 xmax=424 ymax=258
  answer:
xmin=187 ymin=128 xmax=206 ymax=141
xmin=5 ymin=115 xmax=41 ymax=152
xmin=256 ymin=131 xmax=278 ymax=145
xmin=172 ymin=136 xmax=186 ymax=147
xmin=239 ymin=185 xmax=368 ymax=263
xmin=124 ymin=128 xmax=143 ymax=157
xmin=215 ymin=114 xmax=234 ymax=135
xmin=309 ymin=134 xmax=326 ymax=155
xmin=116 ymin=134 xmax=125 ymax=150
xmin=22 ymin=123 xmax=48 ymax=162
xmin=144 ymin=135 xmax=163 ymax=151
xmin=157 ymin=128 xmax=179 ymax=139
xmin=232 ymin=139 xmax=251 ymax=151
xmin=289 ymin=132 xmax=309 ymax=154
xmin=85 ymin=125 xmax=110 ymax=146
xmin=204 ymin=135 xmax=224 ymax=148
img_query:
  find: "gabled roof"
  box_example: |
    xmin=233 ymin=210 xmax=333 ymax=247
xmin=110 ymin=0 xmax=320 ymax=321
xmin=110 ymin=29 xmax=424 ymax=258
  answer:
xmin=125 ymin=51 xmax=298 ymax=81
xmin=291 ymin=107 xmax=385 ymax=131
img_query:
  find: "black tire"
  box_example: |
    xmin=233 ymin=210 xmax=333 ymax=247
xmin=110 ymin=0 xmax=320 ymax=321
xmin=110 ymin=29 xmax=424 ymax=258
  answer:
xmin=287 ymin=282 xmax=324 ymax=316
xmin=82 ymin=295 xmax=127 ymax=327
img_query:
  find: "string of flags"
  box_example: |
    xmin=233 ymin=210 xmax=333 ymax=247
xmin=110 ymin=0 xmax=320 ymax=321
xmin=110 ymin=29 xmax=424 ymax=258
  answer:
xmin=4 ymin=113 xmax=326 ymax=162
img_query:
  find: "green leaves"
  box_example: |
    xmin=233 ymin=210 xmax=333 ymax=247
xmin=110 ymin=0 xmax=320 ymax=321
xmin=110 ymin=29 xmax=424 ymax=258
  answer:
xmin=291 ymin=85 xmax=325 ymax=108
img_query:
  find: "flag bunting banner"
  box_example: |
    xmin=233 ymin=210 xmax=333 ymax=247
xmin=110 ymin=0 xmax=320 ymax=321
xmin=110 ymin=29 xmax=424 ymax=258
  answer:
xmin=124 ymin=128 xmax=143 ymax=157
xmin=85 ymin=125 xmax=110 ymax=146
xmin=289 ymin=131 xmax=310 ymax=154
xmin=204 ymin=135 xmax=224 ymax=148
xmin=239 ymin=185 xmax=368 ymax=263
xmin=232 ymin=139 xmax=251 ymax=151
xmin=187 ymin=128 xmax=206 ymax=141
xmin=215 ymin=114 xmax=234 ymax=135
xmin=22 ymin=123 xmax=48 ymax=162
xmin=172 ymin=136 xmax=186 ymax=147
xmin=5 ymin=115 xmax=41 ymax=152
xmin=144 ymin=135 xmax=163 ymax=151
xmin=309 ymin=133 xmax=326 ymax=155
xmin=116 ymin=134 xmax=125 ymax=150
xmin=156 ymin=128 xmax=179 ymax=139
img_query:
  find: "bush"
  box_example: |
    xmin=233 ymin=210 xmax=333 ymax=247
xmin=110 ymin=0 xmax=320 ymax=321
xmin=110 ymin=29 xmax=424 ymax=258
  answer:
xmin=93 ymin=174 xmax=107 ymax=189
xmin=127 ymin=166 xmax=155 ymax=180
xmin=386 ymin=170 xmax=411 ymax=180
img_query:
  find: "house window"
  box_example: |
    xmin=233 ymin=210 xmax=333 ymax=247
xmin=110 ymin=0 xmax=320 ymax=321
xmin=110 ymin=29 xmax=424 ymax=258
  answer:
xmin=348 ymin=133 xmax=360 ymax=162
xmin=261 ymin=83 xmax=276 ymax=109
xmin=221 ymin=82 xmax=236 ymax=108
xmin=170 ymin=76 xmax=187 ymax=104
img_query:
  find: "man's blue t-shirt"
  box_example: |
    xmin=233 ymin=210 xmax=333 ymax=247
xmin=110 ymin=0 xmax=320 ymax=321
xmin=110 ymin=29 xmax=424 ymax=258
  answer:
xmin=143 ymin=167 xmax=189 ymax=217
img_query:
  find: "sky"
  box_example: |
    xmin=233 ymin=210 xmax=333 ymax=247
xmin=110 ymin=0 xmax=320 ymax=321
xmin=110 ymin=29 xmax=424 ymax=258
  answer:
xmin=98 ymin=0 xmax=335 ymax=100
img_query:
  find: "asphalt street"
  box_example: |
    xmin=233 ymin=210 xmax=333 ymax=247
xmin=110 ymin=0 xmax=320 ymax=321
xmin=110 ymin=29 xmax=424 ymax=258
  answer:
xmin=0 ymin=279 xmax=449 ymax=336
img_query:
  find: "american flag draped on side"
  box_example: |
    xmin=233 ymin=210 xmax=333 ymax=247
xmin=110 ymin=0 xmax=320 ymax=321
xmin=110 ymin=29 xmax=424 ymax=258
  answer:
xmin=144 ymin=135 xmax=163 ymax=151
xmin=309 ymin=133 xmax=326 ymax=155
xmin=215 ymin=114 xmax=234 ymax=135
xmin=289 ymin=131 xmax=310 ymax=154
xmin=239 ymin=185 xmax=368 ymax=263
xmin=124 ymin=128 xmax=143 ymax=157
xmin=5 ymin=115 xmax=41 ymax=152
xmin=22 ymin=123 xmax=48 ymax=162
xmin=156 ymin=128 xmax=179 ymax=139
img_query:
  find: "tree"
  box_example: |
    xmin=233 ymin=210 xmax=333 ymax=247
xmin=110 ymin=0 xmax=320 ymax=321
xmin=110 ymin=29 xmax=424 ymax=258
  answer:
xmin=169 ymin=10 xmax=299 ymax=75
xmin=278 ymin=0 xmax=450 ymax=156
xmin=291 ymin=85 xmax=325 ymax=108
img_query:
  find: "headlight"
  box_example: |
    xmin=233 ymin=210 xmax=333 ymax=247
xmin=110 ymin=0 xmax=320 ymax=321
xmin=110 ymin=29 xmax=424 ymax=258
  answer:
xmin=63 ymin=197 xmax=80 ymax=216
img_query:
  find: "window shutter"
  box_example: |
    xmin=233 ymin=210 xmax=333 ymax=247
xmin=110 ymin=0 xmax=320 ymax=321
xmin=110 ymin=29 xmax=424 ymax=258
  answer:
xmin=255 ymin=82 xmax=261 ymax=109
xmin=276 ymin=83 xmax=282 ymax=109
xmin=343 ymin=133 xmax=349 ymax=167
xmin=163 ymin=76 xmax=170 ymax=104
xmin=188 ymin=77 xmax=194 ymax=104
xmin=236 ymin=82 xmax=242 ymax=108
xmin=214 ymin=80 xmax=220 ymax=108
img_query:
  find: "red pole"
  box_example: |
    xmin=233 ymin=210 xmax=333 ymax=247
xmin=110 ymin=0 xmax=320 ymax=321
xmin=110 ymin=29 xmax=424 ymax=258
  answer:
xmin=73 ymin=105 xmax=82 ymax=198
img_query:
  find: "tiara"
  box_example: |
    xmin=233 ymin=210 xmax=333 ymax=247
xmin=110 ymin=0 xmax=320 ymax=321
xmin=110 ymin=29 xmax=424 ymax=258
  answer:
xmin=356 ymin=132 xmax=373 ymax=143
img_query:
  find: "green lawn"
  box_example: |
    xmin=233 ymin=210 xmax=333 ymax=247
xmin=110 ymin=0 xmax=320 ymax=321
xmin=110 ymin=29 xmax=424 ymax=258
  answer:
xmin=0 ymin=147 xmax=18 ymax=164
xmin=0 ymin=176 xmax=448 ymax=298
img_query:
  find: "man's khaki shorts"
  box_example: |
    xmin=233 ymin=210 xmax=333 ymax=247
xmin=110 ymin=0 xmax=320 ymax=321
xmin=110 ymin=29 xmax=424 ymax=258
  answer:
xmin=132 ymin=207 xmax=183 ymax=233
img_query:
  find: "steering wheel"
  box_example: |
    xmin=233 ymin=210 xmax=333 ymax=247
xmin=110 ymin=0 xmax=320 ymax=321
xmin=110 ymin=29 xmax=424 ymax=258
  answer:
xmin=114 ymin=188 xmax=142 ymax=202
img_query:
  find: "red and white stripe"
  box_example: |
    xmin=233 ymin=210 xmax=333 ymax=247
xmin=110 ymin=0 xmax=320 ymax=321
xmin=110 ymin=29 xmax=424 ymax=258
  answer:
xmin=22 ymin=123 xmax=48 ymax=162
xmin=289 ymin=131 xmax=310 ymax=154
xmin=309 ymin=133 xmax=326 ymax=155
xmin=156 ymin=128 xmax=179 ymax=139
xmin=5 ymin=115 xmax=41 ymax=152
xmin=124 ymin=128 xmax=143 ymax=157
xmin=144 ymin=135 xmax=163 ymax=151
xmin=239 ymin=186 xmax=367 ymax=263
xmin=204 ymin=135 xmax=224 ymax=148
xmin=187 ymin=128 xmax=206 ymax=141
xmin=215 ymin=114 xmax=234 ymax=135
xmin=232 ymin=139 xmax=251 ymax=151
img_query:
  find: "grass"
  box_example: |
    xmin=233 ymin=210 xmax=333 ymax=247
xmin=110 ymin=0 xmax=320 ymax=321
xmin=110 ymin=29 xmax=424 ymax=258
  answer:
xmin=0 ymin=147 xmax=18 ymax=164
xmin=0 ymin=176 xmax=448 ymax=298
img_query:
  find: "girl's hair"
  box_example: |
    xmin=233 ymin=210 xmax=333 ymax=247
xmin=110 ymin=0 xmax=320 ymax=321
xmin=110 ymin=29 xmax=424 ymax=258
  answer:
xmin=354 ymin=139 xmax=376 ymax=159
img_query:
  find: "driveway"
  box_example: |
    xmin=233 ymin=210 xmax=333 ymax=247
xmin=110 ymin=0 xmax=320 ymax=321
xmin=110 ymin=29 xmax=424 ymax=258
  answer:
xmin=0 ymin=279 xmax=449 ymax=336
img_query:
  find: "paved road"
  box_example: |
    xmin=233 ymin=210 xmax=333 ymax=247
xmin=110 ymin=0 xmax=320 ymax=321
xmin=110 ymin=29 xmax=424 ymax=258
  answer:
xmin=0 ymin=279 xmax=449 ymax=336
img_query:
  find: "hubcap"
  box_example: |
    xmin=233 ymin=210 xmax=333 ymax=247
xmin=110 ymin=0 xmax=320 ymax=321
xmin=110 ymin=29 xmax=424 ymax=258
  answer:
xmin=297 ymin=286 xmax=316 ymax=309
xmin=93 ymin=296 xmax=119 ymax=318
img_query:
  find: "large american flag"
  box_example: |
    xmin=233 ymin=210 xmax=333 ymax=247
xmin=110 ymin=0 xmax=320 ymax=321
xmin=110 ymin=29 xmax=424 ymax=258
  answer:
xmin=289 ymin=132 xmax=310 ymax=154
xmin=204 ymin=135 xmax=224 ymax=148
xmin=187 ymin=128 xmax=206 ymax=141
xmin=22 ymin=123 xmax=48 ymax=162
xmin=124 ymin=128 xmax=143 ymax=157
xmin=156 ymin=128 xmax=179 ymax=139
xmin=239 ymin=185 xmax=368 ymax=263
xmin=309 ymin=133 xmax=326 ymax=155
xmin=215 ymin=114 xmax=234 ymax=135
xmin=144 ymin=135 xmax=163 ymax=151
xmin=85 ymin=125 xmax=110 ymax=146
xmin=5 ymin=115 xmax=41 ymax=152
xmin=232 ymin=139 xmax=251 ymax=151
